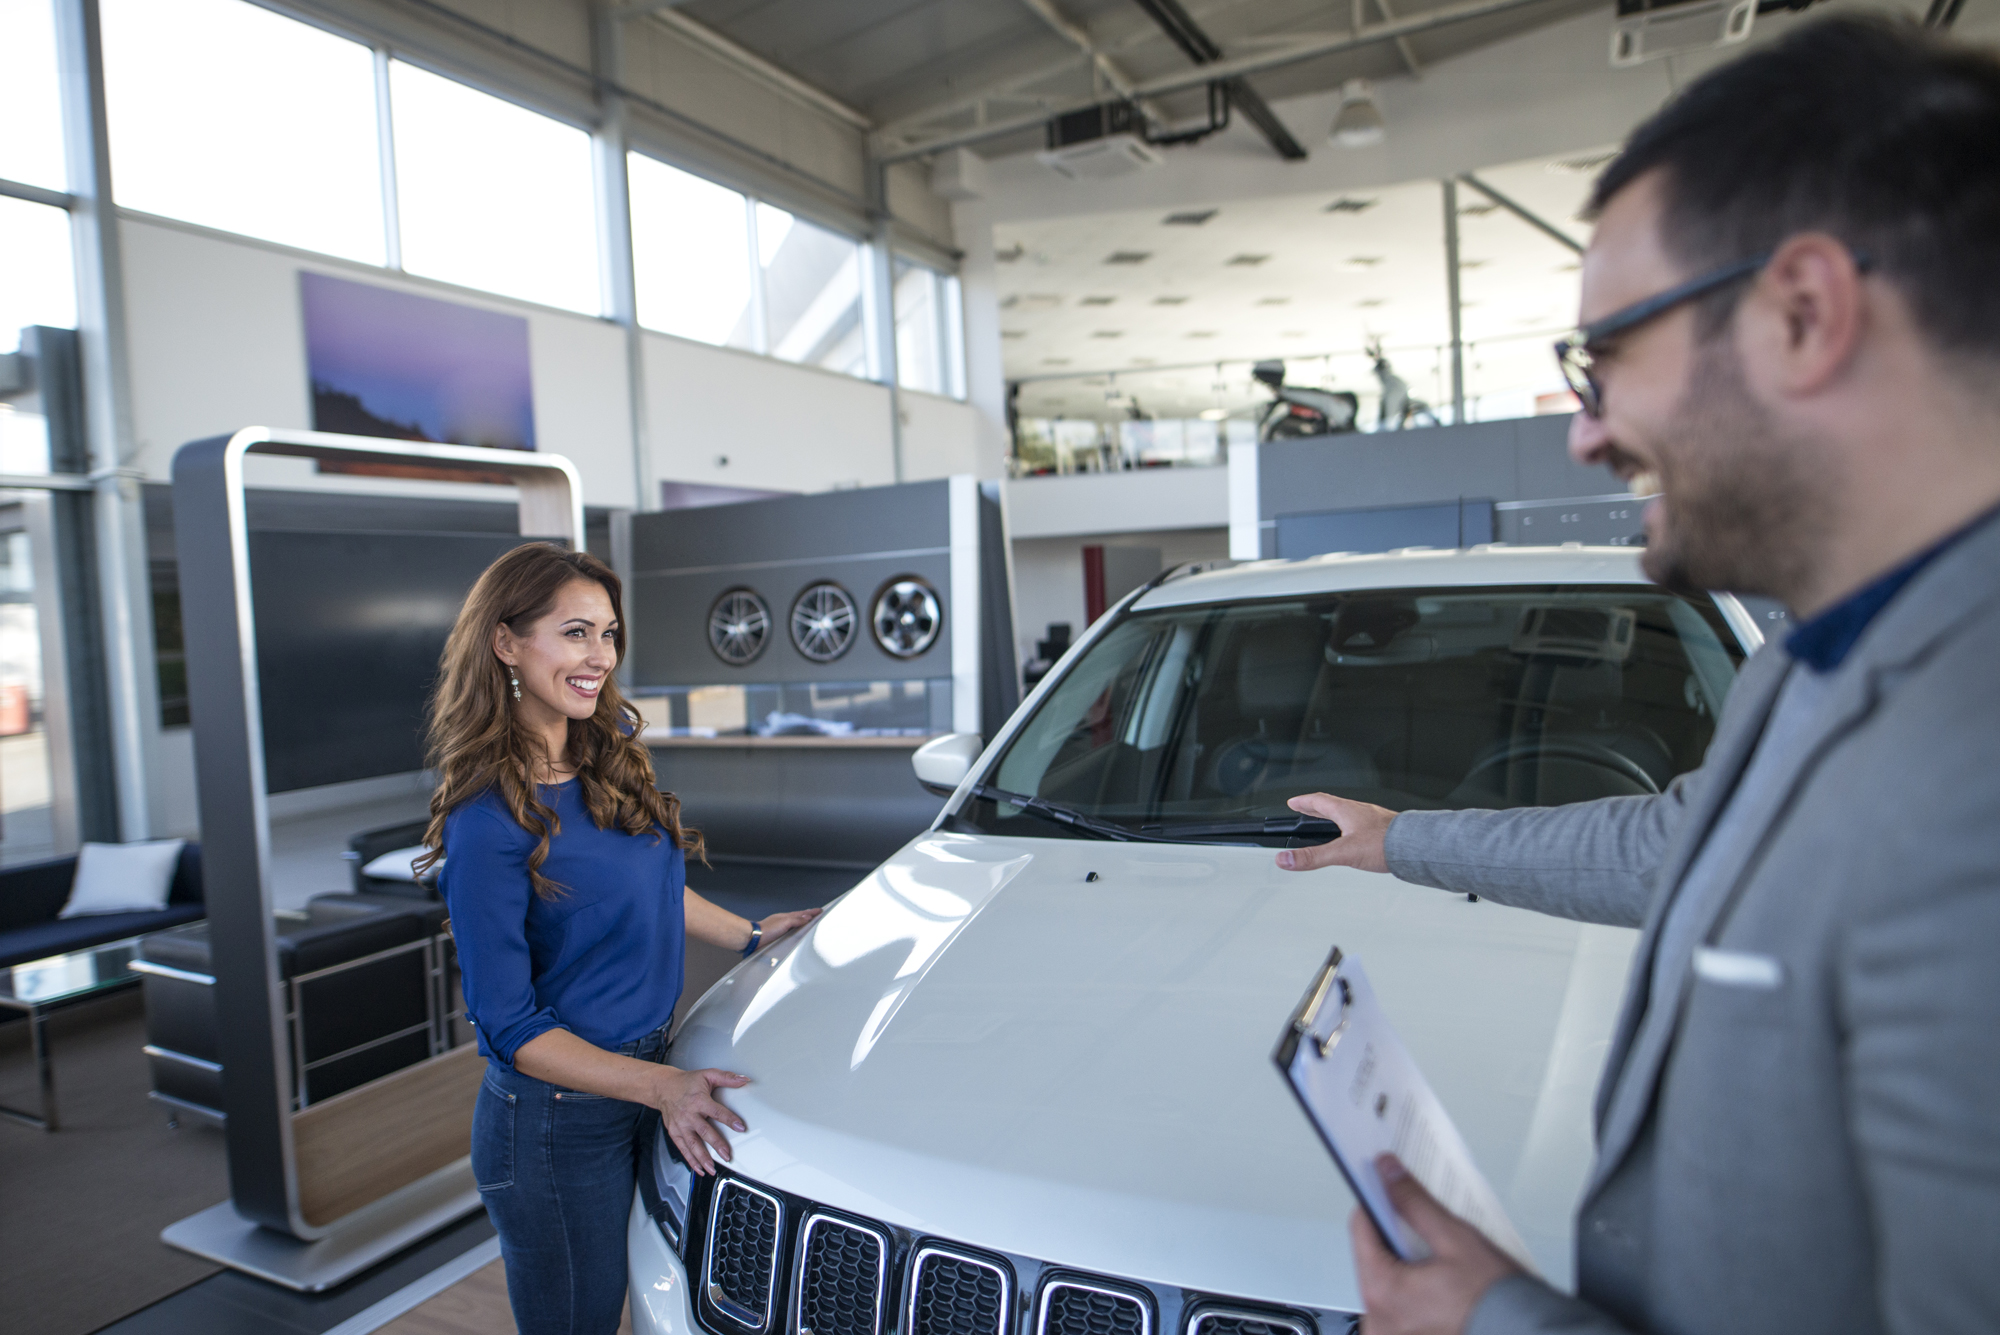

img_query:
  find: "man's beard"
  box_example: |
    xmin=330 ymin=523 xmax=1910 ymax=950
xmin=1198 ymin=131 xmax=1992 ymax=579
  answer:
xmin=1637 ymin=336 xmax=1823 ymax=603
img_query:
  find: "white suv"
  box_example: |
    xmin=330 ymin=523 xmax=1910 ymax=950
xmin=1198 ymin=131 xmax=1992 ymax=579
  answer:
xmin=629 ymin=546 xmax=1758 ymax=1335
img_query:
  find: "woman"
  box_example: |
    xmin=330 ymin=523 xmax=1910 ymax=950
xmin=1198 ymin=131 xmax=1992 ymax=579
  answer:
xmin=420 ymin=543 xmax=818 ymax=1335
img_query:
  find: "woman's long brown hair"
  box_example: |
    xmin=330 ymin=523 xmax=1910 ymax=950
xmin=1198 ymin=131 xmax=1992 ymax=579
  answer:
xmin=415 ymin=543 xmax=702 ymax=898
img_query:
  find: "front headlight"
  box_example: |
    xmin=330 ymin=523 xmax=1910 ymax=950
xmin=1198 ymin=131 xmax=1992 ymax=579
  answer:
xmin=649 ymin=1124 xmax=694 ymax=1251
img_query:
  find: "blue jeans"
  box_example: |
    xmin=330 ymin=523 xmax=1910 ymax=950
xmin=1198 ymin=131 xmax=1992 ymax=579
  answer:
xmin=473 ymin=1024 xmax=669 ymax=1335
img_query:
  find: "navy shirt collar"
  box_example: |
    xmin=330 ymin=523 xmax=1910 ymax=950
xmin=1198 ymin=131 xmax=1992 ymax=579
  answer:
xmin=1784 ymin=503 xmax=1999 ymax=672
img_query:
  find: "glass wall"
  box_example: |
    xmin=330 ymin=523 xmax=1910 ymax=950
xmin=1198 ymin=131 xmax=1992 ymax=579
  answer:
xmin=0 ymin=194 xmax=76 ymax=363
xmin=390 ymin=60 xmax=599 ymax=314
xmin=629 ymin=153 xmax=754 ymax=347
xmin=0 ymin=0 xmax=66 ymax=191
xmin=101 ymin=0 xmax=385 ymax=264
xmin=893 ymin=257 xmax=965 ymax=399
xmin=757 ymin=205 xmax=866 ymax=376
xmin=0 ymin=504 xmax=62 ymax=864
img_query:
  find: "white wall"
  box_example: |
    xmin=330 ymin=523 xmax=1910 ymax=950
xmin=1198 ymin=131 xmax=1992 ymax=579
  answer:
xmin=1012 ymin=526 xmax=1230 ymax=668
xmin=898 ymin=389 xmax=982 ymax=483
xmin=1005 ymin=465 xmax=1232 ymax=540
xmin=642 ymin=331 xmax=897 ymax=495
xmin=120 ymin=214 xmax=640 ymax=508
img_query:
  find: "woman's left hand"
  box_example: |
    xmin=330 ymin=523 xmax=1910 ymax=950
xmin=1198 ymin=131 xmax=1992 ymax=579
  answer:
xmin=754 ymin=908 xmax=823 ymax=948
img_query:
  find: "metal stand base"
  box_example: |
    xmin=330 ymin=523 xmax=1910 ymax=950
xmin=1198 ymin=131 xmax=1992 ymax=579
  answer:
xmin=161 ymin=1159 xmax=482 ymax=1292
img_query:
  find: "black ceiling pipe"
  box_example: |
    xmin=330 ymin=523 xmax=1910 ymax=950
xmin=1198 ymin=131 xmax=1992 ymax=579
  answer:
xmin=1130 ymin=0 xmax=1309 ymax=160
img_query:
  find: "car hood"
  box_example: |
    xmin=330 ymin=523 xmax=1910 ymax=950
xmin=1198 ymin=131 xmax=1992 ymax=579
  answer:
xmin=670 ymin=832 xmax=1634 ymax=1312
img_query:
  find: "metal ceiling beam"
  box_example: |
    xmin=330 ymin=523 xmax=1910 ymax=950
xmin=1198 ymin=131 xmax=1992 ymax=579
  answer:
xmin=873 ymin=0 xmax=1554 ymax=161
xmin=1130 ymin=0 xmax=1307 ymax=160
xmin=1458 ymin=171 xmax=1585 ymax=253
xmin=1368 ymin=0 xmax=1426 ymax=76
xmin=1017 ymin=0 xmax=1143 ymax=101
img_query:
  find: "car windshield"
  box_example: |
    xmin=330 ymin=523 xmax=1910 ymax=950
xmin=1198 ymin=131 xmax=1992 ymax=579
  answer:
xmin=954 ymin=584 xmax=1745 ymax=842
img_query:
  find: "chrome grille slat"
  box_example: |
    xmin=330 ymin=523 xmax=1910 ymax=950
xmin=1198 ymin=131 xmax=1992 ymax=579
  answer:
xmin=908 ymin=1246 xmax=1010 ymax=1335
xmin=1189 ymin=1308 xmax=1311 ymax=1335
xmin=704 ymin=1178 xmax=784 ymax=1331
xmin=1038 ymin=1280 xmax=1150 ymax=1335
xmin=794 ymin=1213 xmax=888 ymax=1335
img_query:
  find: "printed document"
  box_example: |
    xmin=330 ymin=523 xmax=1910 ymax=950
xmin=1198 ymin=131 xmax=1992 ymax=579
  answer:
xmin=1274 ymin=947 xmax=1536 ymax=1270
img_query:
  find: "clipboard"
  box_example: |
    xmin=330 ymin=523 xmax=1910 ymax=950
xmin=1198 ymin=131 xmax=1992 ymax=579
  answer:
xmin=1273 ymin=946 xmax=1536 ymax=1271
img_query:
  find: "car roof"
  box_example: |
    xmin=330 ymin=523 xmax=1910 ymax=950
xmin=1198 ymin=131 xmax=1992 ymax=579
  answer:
xmin=1132 ymin=544 xmax=1653 ymax=611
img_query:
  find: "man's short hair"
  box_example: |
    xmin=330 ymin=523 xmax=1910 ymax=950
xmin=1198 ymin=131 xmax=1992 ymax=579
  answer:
xmin=1591 ymin=15 xmax=2000 ymax=358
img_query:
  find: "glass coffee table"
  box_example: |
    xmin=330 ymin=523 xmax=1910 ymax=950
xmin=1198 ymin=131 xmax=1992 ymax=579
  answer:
xmin=0 ymin=936 xmax=144 ymax=1131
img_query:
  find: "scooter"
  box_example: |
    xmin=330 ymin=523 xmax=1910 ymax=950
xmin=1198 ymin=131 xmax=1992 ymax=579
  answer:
xmin=1253 ymin=360 xmax=1359 ymax=441
xmin=1368 ymin=340 xmax=1440 ymax=430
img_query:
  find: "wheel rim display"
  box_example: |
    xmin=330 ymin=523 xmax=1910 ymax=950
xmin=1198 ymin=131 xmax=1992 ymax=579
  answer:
xmin=708 ymin=589 xmax=772 ymax=666
xmin=871 ymin=577 xmax=942 ymax=658
xmin=790 ymin=582 xmax=858 ymax=662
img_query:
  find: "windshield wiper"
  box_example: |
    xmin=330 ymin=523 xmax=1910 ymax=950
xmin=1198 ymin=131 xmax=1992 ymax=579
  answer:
xmin=966 ymin=784 xmax=1177 ymax=843
xmin=1137 ymin=815 xmax=1343 ymax=842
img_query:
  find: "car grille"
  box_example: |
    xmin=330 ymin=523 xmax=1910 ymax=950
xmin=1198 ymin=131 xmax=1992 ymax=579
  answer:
xmin=1189 ymin=1310 xmax=1310 ymax=1335
xmin=797 ymin=1214 xmax=888 ymax=1335
xmin=908 ymin=1247 xmax=1010 ymax=1335
xmin=673 ymin=1172 xmax=1348 ymax=1335
xmin=1039 ymin=1280 xmax=1150 ymax=1335
xmin=706 ymin=1178 xmax=783 ymax=1329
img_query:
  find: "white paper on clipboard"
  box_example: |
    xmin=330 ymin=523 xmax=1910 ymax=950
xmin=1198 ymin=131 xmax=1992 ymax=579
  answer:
xmin=1274 ymin=948 xmax=1536 ymax=1272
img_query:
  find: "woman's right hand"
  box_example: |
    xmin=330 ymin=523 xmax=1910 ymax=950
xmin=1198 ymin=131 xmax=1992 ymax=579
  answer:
xmin=655 ymin=1066 xmax=751 ymax=1175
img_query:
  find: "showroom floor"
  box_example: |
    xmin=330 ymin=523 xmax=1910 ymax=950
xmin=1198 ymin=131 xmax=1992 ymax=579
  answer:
xmin=4 ymin=857 xmax=859 ymax=1335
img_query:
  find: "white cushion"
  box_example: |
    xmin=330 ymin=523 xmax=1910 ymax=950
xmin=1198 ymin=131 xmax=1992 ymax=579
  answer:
xmin=58 ymin=839 xmax=187 ymax=918
xmin=362 ymin=845 xmax=440 ymax=883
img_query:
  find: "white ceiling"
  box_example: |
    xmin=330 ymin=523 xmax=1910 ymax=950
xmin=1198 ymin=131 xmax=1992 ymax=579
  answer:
xmin=1000 ymin=143 xmax=1611 ymax=423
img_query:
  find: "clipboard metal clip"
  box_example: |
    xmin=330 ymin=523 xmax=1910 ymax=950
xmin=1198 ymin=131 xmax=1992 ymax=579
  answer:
xmin=1290 ymin=947 xmax=1355 ymax=1057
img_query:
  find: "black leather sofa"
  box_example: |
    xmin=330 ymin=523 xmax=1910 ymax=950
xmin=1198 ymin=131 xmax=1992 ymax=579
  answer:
xmin=0 ymin=844 xmax=204 ymax=970
xmin=135 ymin=894 xmax=450 ymax=1122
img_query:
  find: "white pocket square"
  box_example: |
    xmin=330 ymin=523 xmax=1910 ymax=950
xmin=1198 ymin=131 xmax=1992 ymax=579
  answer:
xmin=1693 ymin=946 xmax=1783 ymax=990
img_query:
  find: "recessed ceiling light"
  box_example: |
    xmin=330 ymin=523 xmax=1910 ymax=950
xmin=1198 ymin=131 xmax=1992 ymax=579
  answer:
xmin=1001 ymin=330 xmax=1027 ymax=339
xmin=1092 ymin=330 xmax=1124 ymax=338
xmin=1186 ymin=331 xmax=1218 ymax=338
xmin=1256 ymin=297 xmax=1291 ymax=306
xmin=1458 ymin=201 xmax=1499 ymax=217
xmin=1152 ymin=295 xmax=1189 ymax=305
xmin=1281 ymin=330 xmax=1308 ymax=338
xmin=1356 ymin=298 xmax=1385 ymax=308
xmin=1227 ymin=254 xmax=1270 ymax=266
xmin=1325 ymin=197 xmax=1377 ymax=213
xmin=995 ymin=242 xmax=1026 ymax=262
xmin=1079 ymin=295 xmax=1116 ymax=306
xmin=1042 ymin=358 xmax=1071 ymax=366
xmin=1458 ymin=258 xmax=1489 ymax=269
xmin=1131 ymin=357 xmax=1157 ymax=365
xmin=1557 ymin=262 xmax=1581 ymax=272
xmin=1344 ymin=256 xmax=1383 ymax=269
xmin=1002 ymin=293 xmax=1062 ymax=309
xmin=1105 ymin=251 xmax=1152 ymax=264
xmin=1164 ymin=209 xmax=1217 ymax=225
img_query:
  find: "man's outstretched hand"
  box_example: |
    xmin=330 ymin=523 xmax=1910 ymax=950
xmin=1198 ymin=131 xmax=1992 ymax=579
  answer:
xmin=1276 ymin=793 xmax=1397 ymax=873
xmin=1353 ymin=1155 xmax=1520 ymax=1335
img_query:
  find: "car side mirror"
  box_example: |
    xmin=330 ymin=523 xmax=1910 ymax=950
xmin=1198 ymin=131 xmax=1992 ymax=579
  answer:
xmin=912 ymin=732 xmax=983 ymax=796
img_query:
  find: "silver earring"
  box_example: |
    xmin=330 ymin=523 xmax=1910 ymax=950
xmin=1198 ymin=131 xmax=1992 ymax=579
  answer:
xmin=509 ymin=669 xmax=521 ymax=702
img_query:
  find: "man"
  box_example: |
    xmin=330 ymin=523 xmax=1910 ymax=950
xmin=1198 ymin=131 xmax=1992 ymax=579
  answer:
xmin=1277 ymin=15 xmax=2000 ymax=1335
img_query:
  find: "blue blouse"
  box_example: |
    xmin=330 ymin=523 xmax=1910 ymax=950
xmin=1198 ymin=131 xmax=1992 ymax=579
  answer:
xmin=440 ymin=780 xmax=686 ymax=1066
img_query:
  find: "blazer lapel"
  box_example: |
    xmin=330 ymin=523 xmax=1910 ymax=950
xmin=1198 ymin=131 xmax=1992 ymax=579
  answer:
xmin=1587 ymin=642 xmax=1790 ymax=1134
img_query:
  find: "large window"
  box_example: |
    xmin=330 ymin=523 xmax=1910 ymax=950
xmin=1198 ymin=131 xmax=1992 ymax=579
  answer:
xmin=894 ymin=257 xmax=965 ymax=399
xmin=757 ymin=205 xmax=866 ymax=376
xmin=0 ymin=197 xmax=75 ymax=355
xmin=101 ymin=0 xmax=385 ymax=264
xmin=630 ymin=153 xmax=754 ymax=347
xmin=0 ymin=0 xmax=66 ymax=191
xmin=390 ymin=60 xmax=599 ymax=314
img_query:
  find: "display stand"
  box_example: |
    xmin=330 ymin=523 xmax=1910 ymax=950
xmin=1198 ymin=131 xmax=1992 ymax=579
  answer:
xmin=163 ymin=428 xmax=583 ymax=1291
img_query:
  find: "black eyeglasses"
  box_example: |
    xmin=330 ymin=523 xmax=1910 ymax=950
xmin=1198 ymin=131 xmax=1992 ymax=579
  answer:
xmin=1551 ymin=248 xmax=1874 ymax=418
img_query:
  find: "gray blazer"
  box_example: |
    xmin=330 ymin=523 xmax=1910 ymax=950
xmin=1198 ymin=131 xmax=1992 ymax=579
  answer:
xmin=1383 ymin=510 xmax=2000 ymax=1335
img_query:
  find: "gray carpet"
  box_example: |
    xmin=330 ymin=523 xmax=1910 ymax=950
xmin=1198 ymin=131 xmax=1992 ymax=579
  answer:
xmin=0 ymin=990 xmax=228 ymax=1335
